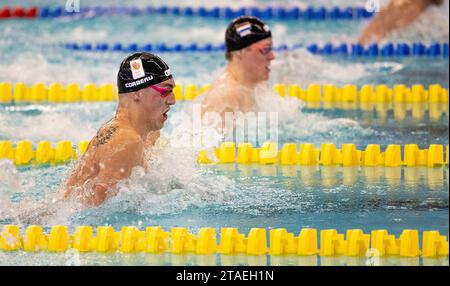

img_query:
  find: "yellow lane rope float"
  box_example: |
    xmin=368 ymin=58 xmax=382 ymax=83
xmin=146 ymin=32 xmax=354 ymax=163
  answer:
xmin=0 ymin=225 xmax=448 ymax=258
xmin=0 ymin=140 xmax=449 ymax=168
xmin=273 ymin=83 xmax=449 ymax=105
xmin=0 ymin=140 xmax=86 ymax=166
xmin=0 ymin=82 xmax=117 ymax=103
xmin=0 ymin=82 xmax=448 ymax=105
xmin=199 ymin=142 xmax=450 ymax=168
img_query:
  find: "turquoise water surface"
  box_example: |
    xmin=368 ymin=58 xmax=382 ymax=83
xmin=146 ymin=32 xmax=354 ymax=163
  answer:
xmin=0 ymin=0 xmax=449 ymax=265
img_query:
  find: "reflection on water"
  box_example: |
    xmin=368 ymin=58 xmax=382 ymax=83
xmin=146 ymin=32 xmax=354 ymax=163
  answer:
xmin=1 ymin=251 xmax=448 ymax=266
xmin=213 ymin=164 xmax=449 ymax=193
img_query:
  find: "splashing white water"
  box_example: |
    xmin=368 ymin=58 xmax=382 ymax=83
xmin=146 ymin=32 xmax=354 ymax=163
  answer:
xmin=0 ymin=160 xmax=23 ymax=221
xmin=0 ymin=160 xmax=85 ymax=225
xmin=89 ymin=140 xmax=235 ymax=218
xmin=0 ymin=160 xmax=22 ymax=194
xmin=386 ymin=0 xmax=449 ymax=43
xmin=270 ymin=49 xmax=370 ymax=85
xmin=0 ymin=51 xmax=117 ymax=85
xmin=253 ymin=83 xmax=369 ymax=140
xmin=0 ymin=111 xmax=98 ymax=143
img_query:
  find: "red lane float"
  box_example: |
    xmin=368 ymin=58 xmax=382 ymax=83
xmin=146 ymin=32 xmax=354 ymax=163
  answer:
xmin=11 ymin=7 xmax=26 ymax=17
xmin=0 ymin=6 xmax=38 ymax=19
xmin=0 ymin=6 xmax=11 ymax=19
xmin=25 ymin=7 xmax=38 ymax=18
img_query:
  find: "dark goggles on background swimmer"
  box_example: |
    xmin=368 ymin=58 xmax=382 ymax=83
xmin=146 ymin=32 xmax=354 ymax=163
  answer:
xmin=252 ymin=43 xmax=273 ymax=55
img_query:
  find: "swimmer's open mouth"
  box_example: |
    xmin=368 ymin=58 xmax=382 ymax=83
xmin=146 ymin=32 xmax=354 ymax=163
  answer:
xmin=163 ymin=109 xmax=170 ymax=119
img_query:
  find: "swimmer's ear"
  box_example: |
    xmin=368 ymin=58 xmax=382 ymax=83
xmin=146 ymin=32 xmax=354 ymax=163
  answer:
xmin=233 ymin=50 xmax=244 ymax=60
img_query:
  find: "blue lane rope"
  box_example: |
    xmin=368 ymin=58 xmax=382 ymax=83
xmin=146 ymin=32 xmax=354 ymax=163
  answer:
xmin=61 ymin=42 xmax=449 ymax=57
xmin=38 ymin=5 xmax=375 ymax=20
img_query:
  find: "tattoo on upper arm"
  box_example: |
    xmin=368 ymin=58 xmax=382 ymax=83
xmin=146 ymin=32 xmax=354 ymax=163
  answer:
xmin=93 ymin=126 xmax=118 ymax=147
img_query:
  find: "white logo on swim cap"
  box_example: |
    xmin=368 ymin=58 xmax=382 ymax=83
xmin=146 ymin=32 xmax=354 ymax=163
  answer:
xmin=236 ymin=22 xmax=252 ymax=38
xmin=164 ymin=69 xmax=172 ymax=77
xmin=263 ymin=25 xmax=270 ymax=32
xmin=130 ymin=58 xmax=146 ymax=80
xmin=125 ymin=75 xmax=154 ymax=88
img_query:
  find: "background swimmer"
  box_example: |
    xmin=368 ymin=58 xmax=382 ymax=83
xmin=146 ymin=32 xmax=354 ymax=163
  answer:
xmin=194 ymin=16 xmax=360 ymax=143
xmin=199 ymin=16 xmax=275 ymax=122
xmin=358 ymin=0 xmax=444 ymax=45
xmin=63 ymin=52 xmax=175 ymax=207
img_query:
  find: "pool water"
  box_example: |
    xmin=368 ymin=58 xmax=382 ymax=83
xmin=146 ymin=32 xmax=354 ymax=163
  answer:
xmin=0 ymin=0 xmax=449 ymax=266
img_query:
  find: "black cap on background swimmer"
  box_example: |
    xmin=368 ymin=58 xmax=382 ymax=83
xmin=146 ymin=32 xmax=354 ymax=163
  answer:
xmin=117 ymin=52 xmax=172 ymax=94
xmin=225 ymin=16 xmax=272 ymax=53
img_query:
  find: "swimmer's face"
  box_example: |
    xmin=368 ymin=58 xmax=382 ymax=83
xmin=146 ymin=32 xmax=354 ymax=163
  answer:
xmin=240 ymin=38 xmax=275 ymax=83
xmin=137 ymin=78 xmax=176 ymax=131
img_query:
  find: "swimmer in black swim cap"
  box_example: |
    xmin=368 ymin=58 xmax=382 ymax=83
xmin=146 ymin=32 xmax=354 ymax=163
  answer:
xmin=117 ymin=52 xmax=173 ymax=94
xmin=63 ymin=52 xmax=176 ymax=207
xmin=224 ymin=16 xmax=274 ymax=85
xmin=199 ymin=16 xmax=275 ymax=121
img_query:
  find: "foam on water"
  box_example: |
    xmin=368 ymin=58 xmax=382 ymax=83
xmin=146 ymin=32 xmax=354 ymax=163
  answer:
xmin=65 ymin=145 xmax=236 ymax=227
xmin=0 ymin=102 xmax=116 ymax=142
xmin=0 ymin=160 xmax=83 ymax=226
xmin=103 ymin=143 xmax=233 ymax=209
xmin=270 ymin=49 xmax=371 ymax=85
xmin=253 ymin=82 xmax=376 ymax=144
xmin=386 ymin=0 xmax=449 ymax=43
xmin=0 ymin=131 xmax=236 ymax=226
xmin=0 ymin=160 xmax=22 ymax=194
xmin=0 ymin=50 xmax=117 ymax=85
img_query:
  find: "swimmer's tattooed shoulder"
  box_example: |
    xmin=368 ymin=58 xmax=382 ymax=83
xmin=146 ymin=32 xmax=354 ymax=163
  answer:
xmin=93 ymin=125 xmax=118 ymax=147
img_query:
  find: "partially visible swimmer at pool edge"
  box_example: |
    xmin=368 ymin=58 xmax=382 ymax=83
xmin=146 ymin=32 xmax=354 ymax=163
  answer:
xmin=63 ymin=52 xmax=176 ymax=207
xmin=198 ymin=16 xmax=275 ymax=123
xmin=358 ymin=0 xmax=444 ymax=45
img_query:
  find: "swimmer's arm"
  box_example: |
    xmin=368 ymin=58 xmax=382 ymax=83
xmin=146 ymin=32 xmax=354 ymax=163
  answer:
xmin=144 ymin=131 xmax=160 ymax=148
xmin=358 ymin=0 xmax=438 ymax=45
xmin=84 ymin=140 xmax=144 ymax=207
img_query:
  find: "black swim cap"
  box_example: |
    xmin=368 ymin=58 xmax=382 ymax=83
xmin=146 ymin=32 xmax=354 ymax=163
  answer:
xmin=225 ymin=16 xmax=272 ymax=53
xmin=117 ymin=52 xmax=173 ymax=94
